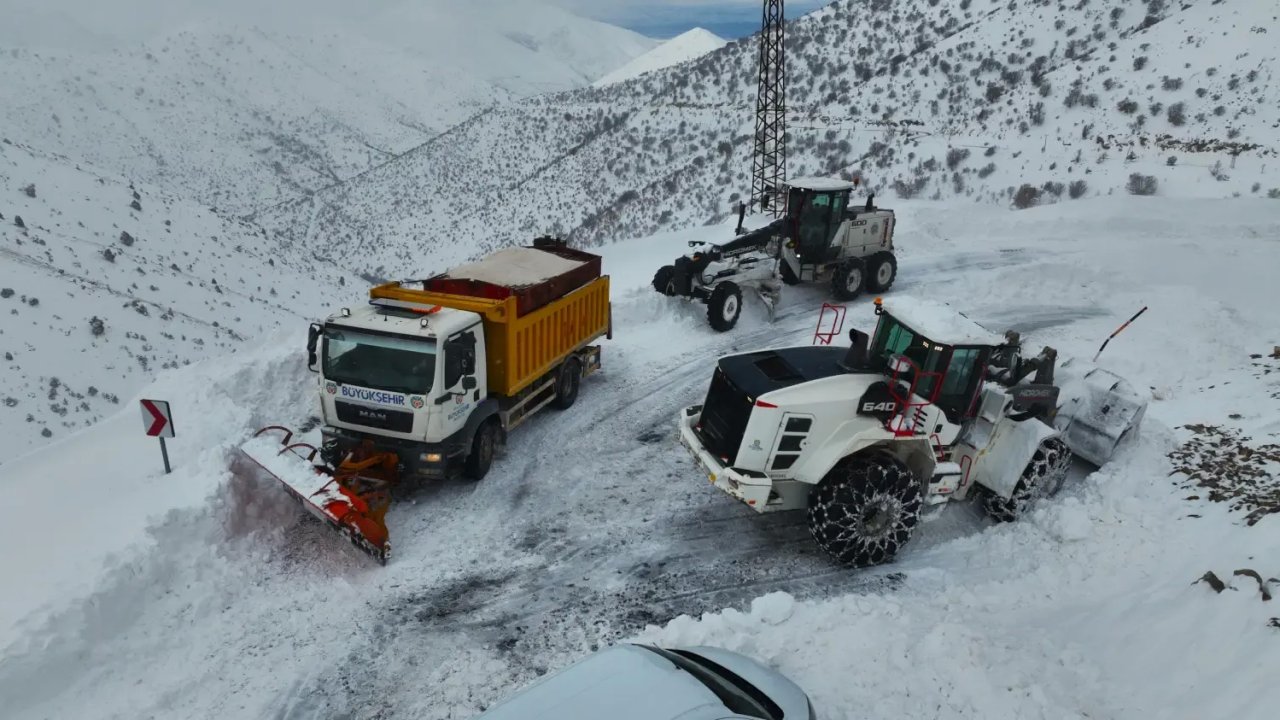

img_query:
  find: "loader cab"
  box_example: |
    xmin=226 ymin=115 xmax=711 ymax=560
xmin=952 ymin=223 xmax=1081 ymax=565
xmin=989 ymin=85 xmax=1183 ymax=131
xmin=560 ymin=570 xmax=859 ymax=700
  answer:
xmin=866 ymin=302 xmax=996 ymax=424
xmin=785 ymin=178 xmax=857 ymax=263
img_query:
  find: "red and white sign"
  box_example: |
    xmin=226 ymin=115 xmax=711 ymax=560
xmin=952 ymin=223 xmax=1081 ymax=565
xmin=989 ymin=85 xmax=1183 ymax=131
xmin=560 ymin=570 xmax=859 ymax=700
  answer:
xmin=140 ymin=399 xmax=175 ymax=438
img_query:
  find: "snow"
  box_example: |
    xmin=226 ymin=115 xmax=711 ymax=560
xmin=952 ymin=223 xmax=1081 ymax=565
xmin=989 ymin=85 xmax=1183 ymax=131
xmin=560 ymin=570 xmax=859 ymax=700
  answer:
xmin=787 ymin=177 xmax=861 ymax=192
xmin=443 ymin=247 xmax=587 ymax=287
xmin=881 ymin=297 xmax=1007 ymax=347
xmin=592 ymin=28 xmax=726 ymax=87
xmin=2 ymin=197 xmax=1278 ymax=719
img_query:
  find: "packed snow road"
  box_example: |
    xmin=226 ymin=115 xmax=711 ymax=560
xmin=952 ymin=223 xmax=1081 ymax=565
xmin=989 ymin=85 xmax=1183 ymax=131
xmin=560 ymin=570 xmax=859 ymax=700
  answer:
xmin=2 ymin=199 xmax=1278 ymax=719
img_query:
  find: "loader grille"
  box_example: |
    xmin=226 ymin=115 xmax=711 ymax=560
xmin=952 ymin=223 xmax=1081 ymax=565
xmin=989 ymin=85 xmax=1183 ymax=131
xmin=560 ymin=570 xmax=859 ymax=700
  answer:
xmin=335 ymin=402 xmax=414 ymax=434
xmin=696 ymin=366 xmax=754 ymax=463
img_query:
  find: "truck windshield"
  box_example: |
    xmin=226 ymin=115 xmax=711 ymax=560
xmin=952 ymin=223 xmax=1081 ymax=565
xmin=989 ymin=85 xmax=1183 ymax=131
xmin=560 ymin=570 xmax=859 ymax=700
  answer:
xmin=323 ymin=327 xmax=436 ymax=395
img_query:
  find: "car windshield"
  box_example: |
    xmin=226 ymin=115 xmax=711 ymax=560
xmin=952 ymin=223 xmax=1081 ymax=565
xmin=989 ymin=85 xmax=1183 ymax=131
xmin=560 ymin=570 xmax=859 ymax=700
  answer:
xmin=639 ymin=646 xmax=783 ymax=720
xmin=323 ymin=326 xmax=436 ymax=395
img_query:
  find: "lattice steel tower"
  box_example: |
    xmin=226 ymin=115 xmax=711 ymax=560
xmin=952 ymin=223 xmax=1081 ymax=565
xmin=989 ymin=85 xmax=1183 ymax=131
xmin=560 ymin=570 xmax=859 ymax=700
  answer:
xmin=751 ymin=0 xmax=787 ymax=216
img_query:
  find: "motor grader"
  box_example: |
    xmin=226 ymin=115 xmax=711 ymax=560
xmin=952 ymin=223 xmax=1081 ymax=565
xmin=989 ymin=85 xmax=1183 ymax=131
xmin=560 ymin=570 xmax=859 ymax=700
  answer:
xmin=652 ymin=177 xmax=898 ymax=331
xmin=677 ymin=296 xmax=1147 ymax=567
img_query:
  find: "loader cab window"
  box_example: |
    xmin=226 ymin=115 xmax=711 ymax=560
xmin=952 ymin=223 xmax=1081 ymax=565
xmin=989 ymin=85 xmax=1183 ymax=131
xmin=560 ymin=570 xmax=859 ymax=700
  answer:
xmin=323 ymin=327 xmax=436 ymax=395
xmin=936 ymin=347 xmax=990 ymax=422
xmin=870 ymin=314 xmax=943 ymax=399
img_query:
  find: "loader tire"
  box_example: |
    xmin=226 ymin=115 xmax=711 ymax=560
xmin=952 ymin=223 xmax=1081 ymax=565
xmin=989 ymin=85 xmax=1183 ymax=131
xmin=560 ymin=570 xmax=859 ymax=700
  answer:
xmin=464 ymin=421 xmax=499 ymax=481
xmin=831 ymin=261 xmax=865 ymax=301
xmin=866 ymin=253 xmax=898 ymax=293
xmin=552 ymin=357 xmax=582 ymax=410
xmin=653 ymin=265 xmax=677 ymax=296
xmin=984 ymin=437 xmax=1072 ymax=522
xmin=807 ymin=453 xmax=921 ymax=567
xmin=707 ymin=282 xmax=743 ymax=332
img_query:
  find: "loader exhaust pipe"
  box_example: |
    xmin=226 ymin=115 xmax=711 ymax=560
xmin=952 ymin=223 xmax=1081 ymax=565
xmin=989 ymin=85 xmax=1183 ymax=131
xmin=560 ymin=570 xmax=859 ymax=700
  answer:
xmin=735 ymin=202 xmax=747 ymax=235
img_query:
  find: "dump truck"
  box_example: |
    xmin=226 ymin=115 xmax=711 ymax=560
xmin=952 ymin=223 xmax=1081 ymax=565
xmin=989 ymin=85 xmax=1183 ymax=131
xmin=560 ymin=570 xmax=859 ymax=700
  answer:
xmin=239 ymin=237 xmax=612 ymax=564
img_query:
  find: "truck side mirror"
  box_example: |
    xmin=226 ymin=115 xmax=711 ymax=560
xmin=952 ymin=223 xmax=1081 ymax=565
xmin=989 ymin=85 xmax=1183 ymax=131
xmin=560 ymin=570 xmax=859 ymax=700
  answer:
xmin=306 ymin=323 xmax=322 ymax=372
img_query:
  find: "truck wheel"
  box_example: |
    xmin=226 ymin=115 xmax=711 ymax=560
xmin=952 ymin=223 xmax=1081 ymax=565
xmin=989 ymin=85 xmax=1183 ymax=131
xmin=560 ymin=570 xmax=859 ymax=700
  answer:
xmin=865 ymin=253 xmax=898 ymax=293
xmin=831 ymin=262 xmax=864 ymax=301
xmin=652 ymin=265 xmax=677 ymax=296
xmin=807 ymin=453 xmax=921 ymax=567
xmin=551 ymin=357 xmax=582 ymax=410
xmin=707 ymin=282 xmax=742 ymax=332
xmin=463 ymin=421 xmax=499 ymax=481
xmin=984 ymin=437 xmax=1072 ymax=522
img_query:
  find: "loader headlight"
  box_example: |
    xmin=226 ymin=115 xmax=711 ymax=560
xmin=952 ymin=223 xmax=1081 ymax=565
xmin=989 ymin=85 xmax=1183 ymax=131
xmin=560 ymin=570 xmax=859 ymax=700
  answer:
xmin=420 ymin=453 xmax=443 ymax=463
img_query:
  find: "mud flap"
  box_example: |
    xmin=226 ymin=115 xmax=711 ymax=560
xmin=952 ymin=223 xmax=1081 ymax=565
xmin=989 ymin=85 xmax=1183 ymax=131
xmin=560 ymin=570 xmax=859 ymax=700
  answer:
xmin=1053 ymin=357 xmax=1148 ymax=467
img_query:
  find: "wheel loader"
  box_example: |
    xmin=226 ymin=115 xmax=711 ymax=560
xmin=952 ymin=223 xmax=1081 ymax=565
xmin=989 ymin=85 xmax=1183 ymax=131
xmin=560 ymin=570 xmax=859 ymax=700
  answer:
xmin=677 ymin=296 xmax=1147 ymax=567
xmin=653 ymin=177 xmax=898 ymax=331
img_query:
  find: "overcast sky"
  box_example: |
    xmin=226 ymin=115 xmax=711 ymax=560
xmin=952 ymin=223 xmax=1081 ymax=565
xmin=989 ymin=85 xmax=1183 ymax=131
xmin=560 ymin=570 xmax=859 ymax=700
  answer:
xmin=0 ymin=0 xmax=833 ymax=47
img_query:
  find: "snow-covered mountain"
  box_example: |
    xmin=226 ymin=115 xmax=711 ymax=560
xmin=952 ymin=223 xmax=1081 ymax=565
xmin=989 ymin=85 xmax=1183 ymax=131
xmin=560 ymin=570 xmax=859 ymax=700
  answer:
xmin=2 ymin=196 xmax=1277 ymax=719
xmin=259 ymin=0 xmax=1278 ymax=280
xmin=0 ymin=139 xmax=365 ymax=460
xmin=0 ymin=0 xmax=655 ymax=214
xmin=594 ymin=28 xmax=726 ymax=87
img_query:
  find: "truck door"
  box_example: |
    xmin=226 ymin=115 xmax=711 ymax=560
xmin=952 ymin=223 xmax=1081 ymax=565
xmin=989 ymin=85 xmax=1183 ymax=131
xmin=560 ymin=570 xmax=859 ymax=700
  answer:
xmin=439 ymin=326 xmax=485 ymax=438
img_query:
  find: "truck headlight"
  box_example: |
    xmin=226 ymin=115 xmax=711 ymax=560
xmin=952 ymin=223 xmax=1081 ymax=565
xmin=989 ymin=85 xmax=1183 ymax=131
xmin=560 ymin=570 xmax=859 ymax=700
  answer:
xmin=420 ymin=453 xmax=443 ymax=463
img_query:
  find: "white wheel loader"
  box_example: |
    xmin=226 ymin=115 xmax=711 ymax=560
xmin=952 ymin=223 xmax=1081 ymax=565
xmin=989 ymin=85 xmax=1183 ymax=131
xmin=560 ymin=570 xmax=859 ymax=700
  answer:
xmin=653 ymin=178 xmax=898 ymax=331
xmin=677 ymin=296 xmax=1147 ymax=567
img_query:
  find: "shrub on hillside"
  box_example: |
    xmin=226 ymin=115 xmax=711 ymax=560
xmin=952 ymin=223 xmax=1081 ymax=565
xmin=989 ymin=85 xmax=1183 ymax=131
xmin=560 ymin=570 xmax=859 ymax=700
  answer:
xmin=1012 ymin=184 xmax=1040 ymax=209
xmin=1068 ymin=180 xmax=1089 ymax=199
xmin=1167 ymin=102 xmax=1186 ymax=126
xmin=1127 ymin=174 xmax=1159 ymax=196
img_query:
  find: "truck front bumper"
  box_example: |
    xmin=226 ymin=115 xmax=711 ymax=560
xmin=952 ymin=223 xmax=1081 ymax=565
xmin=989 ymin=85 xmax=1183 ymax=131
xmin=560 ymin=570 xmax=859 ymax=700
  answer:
xmin=678 ymin=405 xmax=774 ymax=513
xmin=321 ymin=426 xmax=458 ymax=479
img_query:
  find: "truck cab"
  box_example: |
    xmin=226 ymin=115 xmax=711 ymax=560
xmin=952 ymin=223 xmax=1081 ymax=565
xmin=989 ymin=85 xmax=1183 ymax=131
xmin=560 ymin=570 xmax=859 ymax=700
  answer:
xmin=309 ymin=302 xmax=491 ymax=479
xmin=305 ymin=240 xmax=612 ymax=481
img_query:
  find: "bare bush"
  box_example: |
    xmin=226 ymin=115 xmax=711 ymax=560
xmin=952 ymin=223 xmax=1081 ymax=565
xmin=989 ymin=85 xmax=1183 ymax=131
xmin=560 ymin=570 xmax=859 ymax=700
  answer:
xmin=1126 ymin=174 xmax=1158 ymax=196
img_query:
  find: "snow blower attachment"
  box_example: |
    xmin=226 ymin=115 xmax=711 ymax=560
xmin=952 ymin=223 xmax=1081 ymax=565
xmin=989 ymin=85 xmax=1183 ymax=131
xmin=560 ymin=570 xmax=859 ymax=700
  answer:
xmin=239 ymin=426 xmax=398 ymax=565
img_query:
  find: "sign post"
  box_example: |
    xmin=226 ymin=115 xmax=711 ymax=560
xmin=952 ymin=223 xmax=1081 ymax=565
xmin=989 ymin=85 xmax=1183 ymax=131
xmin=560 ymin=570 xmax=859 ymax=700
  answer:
xmin=140 ymin=399 xmax=175 ymax=473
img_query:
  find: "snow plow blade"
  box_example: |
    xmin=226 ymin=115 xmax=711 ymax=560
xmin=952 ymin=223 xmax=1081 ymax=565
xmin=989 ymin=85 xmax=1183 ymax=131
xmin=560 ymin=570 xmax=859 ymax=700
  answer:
xmin=238 ymin=426 xmax=395 ymax=566
xmin=1053 ymin=358 xmax=1148 ymax=467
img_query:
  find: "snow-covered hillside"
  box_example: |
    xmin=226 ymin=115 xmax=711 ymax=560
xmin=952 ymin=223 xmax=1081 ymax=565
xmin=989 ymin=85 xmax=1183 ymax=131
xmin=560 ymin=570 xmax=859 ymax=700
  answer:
xmin=259 ymin=0 xmax=1278 ymax=279
xmin=1 ymin=197 xmax=1276 ymax=719
xmin=0 ymin=0 xmax=655 ymax=214
xmin=0 ymin=139 xmax=364 ymax=460
xmin=594 ymin=28 xmax=726 ymax=87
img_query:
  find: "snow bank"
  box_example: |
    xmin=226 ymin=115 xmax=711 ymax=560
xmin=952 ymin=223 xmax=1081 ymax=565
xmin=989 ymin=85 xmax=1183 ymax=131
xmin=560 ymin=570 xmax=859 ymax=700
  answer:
xmin=593 ymin=27 xmax=726 ymax=87
xmin=638 ymin=434 xmax=1280 ymax=719
xmin=0 ymin=330 xmax=315 ymax=648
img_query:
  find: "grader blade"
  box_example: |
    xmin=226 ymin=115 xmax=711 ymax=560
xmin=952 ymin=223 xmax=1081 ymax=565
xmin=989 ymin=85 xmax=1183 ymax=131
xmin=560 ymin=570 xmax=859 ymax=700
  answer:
xmin=1052 ymin=358 xmax=1148 ymax=467
xmin=238 ymin=426 xmax=395 ymax=565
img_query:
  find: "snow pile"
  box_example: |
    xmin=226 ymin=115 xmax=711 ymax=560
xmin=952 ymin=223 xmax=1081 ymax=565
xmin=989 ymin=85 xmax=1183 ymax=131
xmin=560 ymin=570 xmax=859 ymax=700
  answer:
xmin=639 ymin=437 xmax=1280 ymax=718
xmin=444 ymin=247 xmax=586 ymax=286
xmin=593 ymin=28 xmax=727 ymax=87
xmin=880 ymin=296 xmax=1006 ymax=346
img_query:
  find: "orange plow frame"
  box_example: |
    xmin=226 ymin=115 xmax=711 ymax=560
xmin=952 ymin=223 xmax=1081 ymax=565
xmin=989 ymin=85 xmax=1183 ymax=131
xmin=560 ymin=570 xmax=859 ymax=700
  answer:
xmin=239 ymin=426 xmax=400 ymax=565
